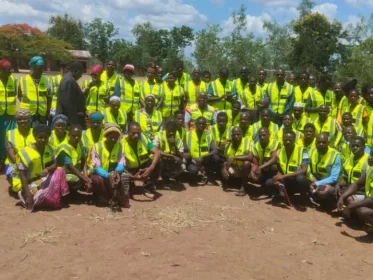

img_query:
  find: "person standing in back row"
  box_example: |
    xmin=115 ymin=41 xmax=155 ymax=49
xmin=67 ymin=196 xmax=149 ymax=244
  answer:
xmin=208 ymin=67 xmax=234 ymax=111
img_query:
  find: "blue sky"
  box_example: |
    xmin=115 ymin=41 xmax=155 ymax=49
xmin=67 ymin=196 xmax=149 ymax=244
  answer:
xmin=0 ymin=0 xmax=371 ymax=42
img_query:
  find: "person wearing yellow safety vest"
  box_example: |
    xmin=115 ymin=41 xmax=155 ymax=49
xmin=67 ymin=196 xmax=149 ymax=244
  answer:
xmin=87 ymin=123 xmax=129 ymax=211
xmin=264 ymin=68 xmax=295 ymax=126
xmin=208 ymin=67 xmax=234 ymax=110
xmin=250 ymin=127 xmax=279 ymax=193
xmin=277 ymin=114 xmax=303 ymax=147
xmin=232 ymin=67 xmax=249 ymax=100
xmin=209 ymin=112 xmax=230 ymax=156
xmin=140 ymin=66 xmax=162 ymax=107
xmin=336 ymin=136 xmax=369 ymax=193
xmin=294 ymin=72 xmax=313 ymax=105
xmin=185 ymin=92 xmax=216 ymax=131
xmin=185 ymin=116 xmax=219 ymax=185
xmin=266 ymin=129 xmax=310 ymax=208
xmin=332 ymin=112 xmax=364 ymax=150
xmin=337 ymin=149 xmax=373 ymax=229
xmin=55 ymin=124 xmax=91 ymax=193
xmin=221 ymin=126 xmax=251 ymax=196
xmin=257 ymin=69 xmax=269 ymax=93
xmin=5 ymin=109 xmax=35 ymax=188
xmin=155 ymin=120 xmax=186 ymax=187
xmin=338 ymin=89 xmax=368 ymax=128
xmin=101 ymin=60 xmax=120 ymax=97
xmin=286 ymin=73 xmax=297 ymax=86
xmin=337 ymin=80 xmax=365 ymax=121
xmin=49 ymin=114 xmax=68 ymax=150
xmin=49 ymin=61 xmax=70 ymax=120
xmin=173 ymin=110 xmax=187 ymax=142
xmin=292 ymin=102 xmax=310 ymax=133
xmin=239 ymin=76 xmax=263 ymax=123
xmin=249 ymin=108 xmax=279 ymax=143
xmin=163 ymin=60 xmax=190 ymax=89
xmin=83 ymin=64 xmax=110 ymax=115
xmin=121 ymin=122 xmax=161 ymax=199
xmin=362 ymin=85 xmax=373 ymax=116
xmin=313 ymin=105 xmax=340 ymax=143
xmin=14 ymin=124 xmax=69 ymax=211
xmin=18 ymin=56 xmax=51 ymax=125
xmin=202 ymin=70 xmax=212 ymax=89
xmin=230 ymin=111 xmax=252 ymax=139
xmin=103 ymin=96 xmax=127 ymax=133
xmin=133 ymin=94 xmax=162 ymax=141
xmin=158 ymin=72 xmax=184 ymax=119
xmin=334 ymin=81 xmax=345 ymax=118
xmin=82 ymin=112 xmax=104 ymax=153
xmin=221 ymin=100 xmax=241 ymax=128
xmin=0 ymin=59 xmax=17 ymax=171
xmin=301 ymin=123 xmax=316 ymax=153
xmin=184 ymin=68 xmax=207 ymax=107
xmin=309 ymin=133 xmax=342 ymax=202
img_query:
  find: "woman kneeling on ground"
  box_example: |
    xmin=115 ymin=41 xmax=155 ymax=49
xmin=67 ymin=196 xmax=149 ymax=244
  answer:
xmin=14 ymin=124 xmax=69 ymax=211
xmin=87 ymin=123 xmax=130 ymax=211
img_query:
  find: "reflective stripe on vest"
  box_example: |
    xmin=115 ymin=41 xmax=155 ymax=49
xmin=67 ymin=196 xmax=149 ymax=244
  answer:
xmin=0 ymin=75 xmax=17 ymax=115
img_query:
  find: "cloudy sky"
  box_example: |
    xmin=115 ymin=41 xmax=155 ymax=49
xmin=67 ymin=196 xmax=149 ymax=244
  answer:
xmin=0 ymin=0 xmax=371 ymax=41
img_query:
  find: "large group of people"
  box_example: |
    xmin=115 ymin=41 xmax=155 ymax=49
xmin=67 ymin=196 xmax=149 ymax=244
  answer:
xmin=0 ymin=56 xmax=373 ymax=232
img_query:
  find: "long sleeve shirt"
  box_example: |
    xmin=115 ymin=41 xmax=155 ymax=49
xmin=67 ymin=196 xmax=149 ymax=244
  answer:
xmin=90 ymin=145 xmax=126 ymax=178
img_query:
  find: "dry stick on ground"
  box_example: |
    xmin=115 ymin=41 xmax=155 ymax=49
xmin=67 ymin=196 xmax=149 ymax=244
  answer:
xmin=21 ymin=226 xmax=59 ymax=247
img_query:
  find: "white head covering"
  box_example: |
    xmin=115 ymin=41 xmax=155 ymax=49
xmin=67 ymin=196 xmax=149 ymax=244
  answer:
xmin=110 ymin=96 xmax=121 ymax=102
xmin=294 ymin=102 xmax=304 ymax=108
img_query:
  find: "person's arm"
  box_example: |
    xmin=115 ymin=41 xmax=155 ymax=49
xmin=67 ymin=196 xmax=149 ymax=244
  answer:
xmin=348 ymin=197 xmax=373 ymax=210
xmin=20 ymin=168 xmax=34 ymax=210
xmin=184 ymin=111 xmax=191 ymax=130
xmin=258 ymin=150 xmax=277 ymax=171
xmin=314 ymin=154 xmax=342 ymax=187
xmin=156 ymin=95 xmax=163 ymax=110
xmin=337 ymin=173 xmax=365 ymax=209
xmin=207 ymin=84 xmax=224 ymax=102
xmin=139 ymin=146 xmax=161 ymax=180
xmin=113 ymin=79 xmax=121 ymax=98
xmin=363 ymin=108 xmax=369 ymax=127
xmin=5 ymin=135 xmax=16 ymax=163
xmin=304 ymin=96 xmax=319 ymax=113
xmin=283 ymin=90 xmax=295 ymax=115
xmin=200 ymin=141 xmax=218 ymax=159
xmin=58 ymin=151 xmax=91 ymax=183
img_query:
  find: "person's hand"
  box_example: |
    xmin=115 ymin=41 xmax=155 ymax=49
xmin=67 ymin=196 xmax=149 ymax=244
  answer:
xmin=222 ymin=168 xmax=229 ymax=180
xmin=272 ymin=173 xmax=283 ymax=183
xmin=103 ymin=95 xmax=110 ymax=104
xmin=172 ymin=155 xmax=182 ymax=163
xmin=40 ymin=168 xmax=48 ymax=178
xmin=249 ymin=171 xmax=257 ymax=181
xmin=140 ymin=166 xmax=154 ymax=180
xmin=337 ymin=197 xmax=345 ymax=211
xmin=226 ymin=158 xmax=234 ymax=169
xmin=109 ymin=172 xmax=120 ymax=185
xmin=310 ymin=183 xmax=317 ymax=193
xmin=85 ymin=181 xmax=93 ymax=193
xmin=25 ymin=194 xmax=34 ymax=210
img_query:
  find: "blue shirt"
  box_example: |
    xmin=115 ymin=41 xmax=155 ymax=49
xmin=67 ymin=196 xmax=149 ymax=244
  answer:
xmin=315 ymin=154 xmax=342 ymax=187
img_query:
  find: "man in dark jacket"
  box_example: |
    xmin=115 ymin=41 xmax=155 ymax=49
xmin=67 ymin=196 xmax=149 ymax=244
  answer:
xmin=56 ymin=62 xmax=86 ymax=128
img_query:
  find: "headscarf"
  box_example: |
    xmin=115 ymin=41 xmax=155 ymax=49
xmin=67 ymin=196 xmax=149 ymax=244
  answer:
xmin=89 ymin=112 xmax=104 ymax=123
xmin=90 ymin=64 xmax=103 ymax=76
xmin=145 ymin=94 xmax=155 ymax=100
xmin=52 ymin=114 xmax=68 ymax=128
xmin=28 ymin=56 xmax=44 ymax=68
xmin=33 ymin=124 xmax=51 ymax=136
xmin=103 ymin=122 xmax=121 ymax=136
xmin=0 ymin=59 xmax=11 ymax=69
xmin=16 ymin=108 xmax=31 ymax=119
xmin=123 ymin=64 xmax=135 ymax=73
xmin=109 ymin=96 xmax=120 ymax=103
xmin=294 ymin=102 xmax=304 ymax=108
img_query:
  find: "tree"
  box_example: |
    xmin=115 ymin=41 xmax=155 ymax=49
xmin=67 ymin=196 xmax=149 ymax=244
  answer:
xmin=0 ymin=24 xmax=72 ymax=71
xmin=85 ymin=18 xmax=118 ymax=64
xmin=289 ymin=13 xmax=347 ymax=73
xmin=47 ymin=14 xmax=86 ymax=49
xmin=193 ymin=24 xmax=227 ymax=75
xmin=297 ymin=0 xmax=316 ymax=18
xmin=345 ymin=14 xmax=373 ymax=45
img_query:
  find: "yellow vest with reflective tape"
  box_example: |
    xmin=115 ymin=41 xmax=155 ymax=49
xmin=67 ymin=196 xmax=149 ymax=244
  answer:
xmin=224 ymin=137 xmax=250 ymax=166
xmin=209 ymin=124 xmax=229 ymax=147
xmin=277 ymin=144 xmax=304 ymax=174
xmin=121 ymin=134 xmax=151 ymax=169
xmin=5 ymin=128 xmax=35 ymax=165
xmin=49 ymin=130 xmax=68 ymax=150
xmin=84 ymin=79 xmax=109 ymax=114
xmin=186 ymin=130 xmax=211 ymax=159
xmin=367 ymin=111 xmax=373 ymax=147
xmin=306 ymin=89 xmax=337 ymax=120
xmin=266 ymin=82 xmax=293 ymax=114
xmin=82 ymin=128 xmax=104 ymax=153
xmin=101 ymin=71 xmax=120 ymax=96
xmin=20 ymin=75 xmax=49 ymax=116
xmin=210 ymin=79 xmax=233 ymax=110
xmin=292 ymin=115 xmax=310 ymax=132
xmin=241 ymin=85 xmax=262 ymax=108
xmin=313 ymin=116 xmax=338 ymax=142
xmin=158 ymin=130 xmax=183 ymax=154
xmin=185 ymin=80 xmax=207 ymax=107
xmin=102 ymin=107 xmax=127 ymax=127
xmin=186 ymin=104 xmax=215 ymax=130
xmin=87 ymin=141 xmax=122 ymax=173
xmin=365 ymin=166 xmax=373 ymax=197
xmin=348 ymin=104 xmax=365 ymax=128
xmin=141 ymin=80 xmax=162 ymax=100
xmin=232 ymin=78 xmax=247 ymax=100
xmin=160 ymin=84 xmax=183 ymax=118
xmin=344 ymin=153 xmax=369 ymax=184
xmin=250 ymin=121 xmax=279 ymax=143
xmin=258 ymin=82 xmax=268 ymax=92
xmin=309 ymin=147 xmax=340 ymax=181
xmin=294 ymin=86 xmax=313 ymax=104
xmin=120 ymin=78 xmax=141 ymax=114
xmin=50 ymin=74 xmax=62 ymax=110
xmin=0 ymin=75 xmax=17 ymax=115
xmin=277 ymin=129 xmax=303 ymax=147
xmin=56 ymin=142 xmax=84 ymax=171
xmin=12 ymin=144 xmax=54 ymax=192
xmin=133 ymin=109 xmax=162 ymax=138
xmin=252 ymin=139 xmax=279 ymax=166
xmin=224 ymin=110 xmax=240 ymax=127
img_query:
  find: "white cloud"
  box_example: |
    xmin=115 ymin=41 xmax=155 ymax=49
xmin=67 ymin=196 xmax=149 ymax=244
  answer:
xmin=209 ymin=0 xmax=225 ymax=5
xmin=252 ymin=0 xmax=297 ymax=6
xmin=221 ymin=13 xmax=272 ymax=37
xmin=0 ymin=0 xmax=207 ymax=39
xmin=344 ymin=0 xmax=373 ymax=7
xmin=312 ymin=3 xmax=338 ymax=21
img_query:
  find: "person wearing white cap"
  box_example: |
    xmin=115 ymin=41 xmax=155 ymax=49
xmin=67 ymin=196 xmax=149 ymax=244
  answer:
xmin=102 ymin=96 xmax=127 ymax=132
xmin=292 ymin=102 xmax=310 ymax=133
xmin=119 ymin=64 xmax=141 ymax=122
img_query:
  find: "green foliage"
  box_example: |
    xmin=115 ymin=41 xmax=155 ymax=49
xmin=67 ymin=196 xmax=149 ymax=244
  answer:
xmin=47 ymin=14 xmax=86 ymax=49
xmin=85 ymin=18 xmax=118 ymax=64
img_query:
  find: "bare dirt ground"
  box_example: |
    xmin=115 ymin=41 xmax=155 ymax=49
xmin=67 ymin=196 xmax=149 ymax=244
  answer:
xmin=1 ymin=176 xmax=373 ymax=280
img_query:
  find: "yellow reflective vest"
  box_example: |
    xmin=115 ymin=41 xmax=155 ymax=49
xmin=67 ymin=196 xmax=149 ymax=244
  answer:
xmin=84 ymin=79 xmax=109 ymax=114
xmin=209 ymin=124 xmax=229 ymax=147
xmin=210 ymin=79 xmax=233 ymax=110
xmin=277 ymin=144 xmax=305 ymax=174
xmin=49 ymin=74 xmax=62 ymax=110
xmin=232 ymin=78 xmax=247 ymax=100
xmin=12 ymin=144 xmax=54 ymax=192
xmin=160 ymin=84 xmax=183 ymax=118
xmin=100 ymin=71 xmax=120 ymax=96
xmin=292 ymin=115 xmax=310 ymax=132
xmin=250 ymin=121 xmax=279 ymax=143
xmin=277 ymin=128 xmax=303 ymax=147
xmin=49 ymin=130 xmax=68 ymax=150
xmin=133 ymin=109 xmax=162 ymax=138
xmin=0 ymin=75 xmax=17 ymax=115
xmin=266 ymin=82 xmax=294 ymax=115
xmin=313 ymin=116 xmax=338 ymax=142
xmin=184 ymin=80 xmax=207 ymax=107
xmin=141 ymin=80 xmax=162 ymax=101
xmin=305 ymin=89 xmax=337 ymax=120
xmin=240 ymin=85 xmax=263 ymax=108
xmin=224 ymin=137 xmax=251 ymax=166
xmin=87 ymin=141 xmax=122 ymax=173
xmin=157 ymin=130 xmax=183 ymax=154
xmin=121 ymin=134 xmax=151 ymax=169
xmin=120 ymin=78 xmax=141 ymax=114
xmin=252 ymin=139 xmax=279 ymax=166
xmin=224 ymin=110 xmax=240 ymax=127
xmin=82 ymin=128 xmax=104 ymax=153
xmin=20 ymin=75 xmax=49 ymax=116
xmin=186 ymin=104 xmax=215 ymax=130
xmin=102 ymin=107 xmax=127 ymax=127
xmin=5 ymin=128 xmax=35 ymax=165
xmin=367 ymin=111 xmax=373 ymax=147
xmin=365 ymin=166 xmax=373 ymax=197
xmin=309 ymin=147 xmax=340 ymax=181
xmin=344 ymin=153 xmax=369 ymax=184
xmin=294 ymin=86 xmax=313 ymax=104
xmin=186 ymin=130 xmax=211 ymax=159
xmin=56 ymin=142 xmax=84 ymax=171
